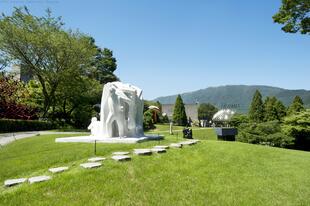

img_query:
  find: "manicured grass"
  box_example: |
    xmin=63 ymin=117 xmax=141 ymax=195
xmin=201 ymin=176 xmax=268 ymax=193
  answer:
xmin=147 ymin=124 xmax=218 ymax=140
xmin=0 ymin=128 xmax=310 ymax=205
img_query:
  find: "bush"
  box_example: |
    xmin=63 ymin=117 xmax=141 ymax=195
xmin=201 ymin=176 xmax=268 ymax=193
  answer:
xmin=237 ymin=121 xmax=294 ymax=148
xmin=0 ymin=119 xmax=56 ymax=133
xmin=229 ymin=114 xmax=249 ymax=127
xmin=143 ymin=110 xmax=154 ymax=130
xmin=282 ymin=110 xmax=310 ymax=151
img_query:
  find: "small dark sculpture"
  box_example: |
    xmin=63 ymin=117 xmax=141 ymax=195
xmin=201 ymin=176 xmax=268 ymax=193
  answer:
xmin=183 ymin=128 xmax=193 ymax=139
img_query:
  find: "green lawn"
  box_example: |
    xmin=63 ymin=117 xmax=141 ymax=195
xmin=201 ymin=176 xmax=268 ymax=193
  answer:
xmin=147 ymin=124 xmax=218 ymax=140
xmin=0 ymin=126 xmax=310 ymax=205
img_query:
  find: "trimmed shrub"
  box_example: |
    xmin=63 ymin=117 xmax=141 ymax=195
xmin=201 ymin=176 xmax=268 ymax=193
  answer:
xmin=143 ymin=110 xmax=154 ymax=130
xmin=0 ymin=119 xmax=56 ymax=133
xmin=237 ymin=121 xmax=294 ymax=148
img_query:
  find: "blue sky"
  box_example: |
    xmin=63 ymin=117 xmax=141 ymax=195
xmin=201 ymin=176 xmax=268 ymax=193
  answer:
xmin=1 ymin=0 xmax=309 ymax=99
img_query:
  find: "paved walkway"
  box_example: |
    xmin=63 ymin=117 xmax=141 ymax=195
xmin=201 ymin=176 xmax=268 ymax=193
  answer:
xmin=0 ymin=131 xmax=86 ymax=146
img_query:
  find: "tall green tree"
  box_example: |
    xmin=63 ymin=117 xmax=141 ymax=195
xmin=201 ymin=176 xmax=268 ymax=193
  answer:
xmin=273 ymin=0 xmax=310 ymax=34
xmin=198 ymin=103 xmax=218 ymax=121
xmin=264 ymin=96 xmax=280 ymax=121
xmin=173 ymin=95 xmax=187 ymax=126
xmin=275 ymin=99 xmax=287 ymax=120
xmin=0 ymin=7 xmax=99 ymax=117
xmin=249 ymin=90 xmax=264 ymax=122
xmin=88 ymin=38 xmax=118 ymax=84
xmin=287 ymin=96 xmax=305 ymax=115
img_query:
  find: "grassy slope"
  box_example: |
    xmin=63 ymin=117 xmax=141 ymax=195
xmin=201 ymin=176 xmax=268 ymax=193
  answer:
xmin=0 ymin=126 xmax=309 ymax=205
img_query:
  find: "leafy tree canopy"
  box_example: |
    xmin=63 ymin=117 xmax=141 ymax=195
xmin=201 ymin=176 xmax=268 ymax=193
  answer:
xmin=198 ymin=103 xmax=218 ymax=121
xmin=288 ymin=95 xmax=305 ymax=115
xmin=273 ymin=0 xmax=310 ymax=34
xmin=0 ymin=7 xmax=117 ymax=120
xmin=282 ymin=109 xmax=310 ymax=150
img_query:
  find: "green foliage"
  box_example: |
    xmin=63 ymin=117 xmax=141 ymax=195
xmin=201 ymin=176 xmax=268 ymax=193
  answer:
xmin=0 ymin=119 xmax=56 ymax=132
xmin=264 ymin=97 xmax=278 ymax=121
xmin=229 ymin=114 xmax=249 ymax=127
xmin=249 ymin=90 xmax=264 ymax=122
xmin=288 ymin=96 xmax=305 ymax=115
xmin=275 ymin=99 xmax=287 ymax=119
xmin=23 ymin=80 xmax=44 ymax=111
xmin=0 ymin=7 xmax=95 ymax=116
xmin=198 ymin=103 xmax=218 ymax=121
xmin=172 ymin=95 xmax=187 ymax=126
xmin=53 ymin=76 xmax=102 ymax=125
xmin=282 ymin=109 xmax=310 ymax=150
xmin=0 ymin=7 xmax=116 ymax=121
xmin=143 ymin=109 xmax=154 ymax=130
xmin=88 ymin=42 xmax=118 ymax=84
xmin=160 ymin=114 xmax=170 ymax=123
xmin=273 ymin=0 xmax=310 ymax=34
xmin=1 ymin=133 xmax=310 ymax=205
xmin=264 ymin=96 xmax=286 ymax=121
xmin=0 ymin=7 xmax=118 ymax=128
xmin=237 ymin=121 xmax=294 ymax=148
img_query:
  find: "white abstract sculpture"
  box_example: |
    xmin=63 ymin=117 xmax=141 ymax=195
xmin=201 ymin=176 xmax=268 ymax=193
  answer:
xmin=56 ymin=81 xmax=161 ymax=143
xmin=91 ymin=81 xmax=144 ymax=138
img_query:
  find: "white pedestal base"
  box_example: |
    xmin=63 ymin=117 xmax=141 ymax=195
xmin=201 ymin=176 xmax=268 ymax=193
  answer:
xmin=55 ymin=135 xmax=163 ymax=144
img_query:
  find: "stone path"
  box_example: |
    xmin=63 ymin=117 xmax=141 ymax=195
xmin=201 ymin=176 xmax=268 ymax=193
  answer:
xmin=28 ymin=176 xmax=51 ymax=184
xmin=154 ymin=145 xmax=169 ymax=149
xmin=4 ymin=178 xmax=27 ymax=187
xmin=111 ymin=155 xmax=131 ymax=161
xmin=80 ymin=162 xmax=102 ymax=169
xmin=170 ymin=143 xmax=182 ymax=148
xmin=133 ymin=149 xmax=152 ymax=155
xmin=151 ymin=148 xmax=167 ymax=153
xmin=112 ymin=151 xmax=130 ymax=155
xmin=49 ymin=167 xmax=69 ymax=173
xmin=4 ymin=138 xmax=201 ymax=187
xmin=88 ymin=157 xmax=106 ymax=162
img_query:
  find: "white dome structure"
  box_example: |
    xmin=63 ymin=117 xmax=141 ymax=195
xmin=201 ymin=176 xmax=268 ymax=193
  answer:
xmin=212 ymin=109 xmax=235 ymax=121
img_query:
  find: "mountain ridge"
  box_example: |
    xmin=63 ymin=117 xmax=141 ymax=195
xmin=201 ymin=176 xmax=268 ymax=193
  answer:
xmin=154 ymin=85 xmax=310 ymax=113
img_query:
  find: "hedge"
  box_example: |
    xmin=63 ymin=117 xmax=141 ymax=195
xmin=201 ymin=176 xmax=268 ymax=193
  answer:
xmin=0 ymin=119 xmax=57 ymax=133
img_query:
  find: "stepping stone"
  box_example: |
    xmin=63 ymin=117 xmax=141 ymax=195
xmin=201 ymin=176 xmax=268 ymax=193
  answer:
xmin=133 ymin=149 xmax=152 ymax=155
xmin=80 ymin=162 xmax=102 ymax=169
xmin=151 ymin=148 xmax=167 ymax=153
xmin=88 ymin=157 xmax=106 ymax=162
xmin=191 ymin=139 xmax=200 ymax=143
xmin=28 ymin=176 xmax=51 ymax=184
xmin=153 ymin=145 xmax=169 ymax=149
xmin=48 ymin=167 xmax=69 ymax=173
xmin=170 ymin=143 xmax=182 ymax=148
xmin=4 ymin=178 xmax=27 ymax=187
xmin=179 ymin=141 xmax=196 ymax=146
xmin=111 ymin=155 xmax=131 ymax=161
xmin=112 ymin=151 xmax=129 ymax=155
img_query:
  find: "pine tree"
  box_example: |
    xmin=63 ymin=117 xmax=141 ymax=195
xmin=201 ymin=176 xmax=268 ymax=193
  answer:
xmin=264 ymin=96 xmax=278 ymax=121
xmin=173 ymin=95 xmax=187 ymax=126
xmin=275 ymin=99 xmax=287 ymax=120
xmin=249 ymin=90 xmax=264 ymax=122
xmin=288 ymin=96 xmax=305 ymax=115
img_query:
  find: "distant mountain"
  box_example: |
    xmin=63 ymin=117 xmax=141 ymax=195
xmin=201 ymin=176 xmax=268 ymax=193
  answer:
xmin=154 ymin=85 xmax=310 ymax=113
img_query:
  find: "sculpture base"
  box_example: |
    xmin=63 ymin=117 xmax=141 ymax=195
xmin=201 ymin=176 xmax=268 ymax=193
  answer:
xmin=55 ymin=135 xmax=163 ymax=144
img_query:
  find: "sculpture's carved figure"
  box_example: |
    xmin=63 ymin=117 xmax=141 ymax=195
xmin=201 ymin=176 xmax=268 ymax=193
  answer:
xmin=88 ymin=117 xmax=100 ymax=136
